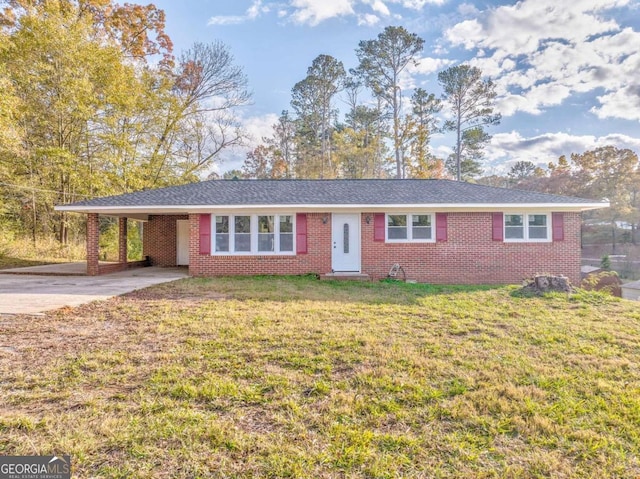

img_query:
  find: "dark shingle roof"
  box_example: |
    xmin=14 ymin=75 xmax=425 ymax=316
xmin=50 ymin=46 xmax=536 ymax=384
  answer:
xmin=60 ymin=179 xmax=603 ymax=209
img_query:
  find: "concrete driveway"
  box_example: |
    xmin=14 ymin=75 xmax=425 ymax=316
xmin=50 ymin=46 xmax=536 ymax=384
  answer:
xmin=0 ymin=267 xmax=189 ymax=315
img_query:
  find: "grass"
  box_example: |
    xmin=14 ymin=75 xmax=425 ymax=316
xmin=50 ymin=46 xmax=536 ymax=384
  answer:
xmin=0 ymin=236 xmax=85 ymax=269
xmin=1 ymin=276 xmax=640 ymax=478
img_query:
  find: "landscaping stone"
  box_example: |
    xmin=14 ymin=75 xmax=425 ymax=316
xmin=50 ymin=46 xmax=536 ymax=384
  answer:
xmin=521 ymin=274 xmax=575 ymax=295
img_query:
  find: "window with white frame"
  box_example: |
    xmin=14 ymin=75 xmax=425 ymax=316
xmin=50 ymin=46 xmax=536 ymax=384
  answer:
xmin=386 ymin=214 xmax=433 ymax=242
xmin=212 ymin=214 xmax=295 ymax=254
xmin=504 ymin=213 xmax=550 ymax=242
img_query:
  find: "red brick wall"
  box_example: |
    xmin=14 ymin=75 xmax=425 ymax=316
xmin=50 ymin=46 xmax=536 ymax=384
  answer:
xmin=188 ymin=213 xmax=332 ymax=277
xmin=143 ymin=214 xmax=188 ymax=267
xmin=361 ymin=212 xmax=582 ymax=284
xmin=86 ymin=213 xmax=99 ymax=276
xmin=146 ymin=211 xmax=582 ymax=284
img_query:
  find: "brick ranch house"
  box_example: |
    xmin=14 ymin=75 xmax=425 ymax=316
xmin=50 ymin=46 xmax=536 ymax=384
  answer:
xmin=55 ymin=179 xmax=608 ymax=284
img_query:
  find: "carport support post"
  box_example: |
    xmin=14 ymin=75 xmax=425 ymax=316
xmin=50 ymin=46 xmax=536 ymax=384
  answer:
xmin=118 ymin=217 xmax=128 ymax=264
xmin=87 ymin=213 xmax=100 ymax=276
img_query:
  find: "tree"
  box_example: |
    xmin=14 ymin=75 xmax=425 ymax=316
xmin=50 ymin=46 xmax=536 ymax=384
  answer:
xmin=149 ymin=41 xmax=251 ymax=184
xmin=267 ymin=111 xmax=296 ymax=178
xmin=0 ymin=64 xmax=20 ymax=155
xmin=438 ymin=64 xmax=501 ymax=181
xmin=333 ymin=125 xmax=387 ymax=179
xmin=243 ymin=111 xmax=297 ymax=179
xmin=291 ymin=54 xmax=345 ymax=178
xmin=444 ymin=127 xmax=488 ymax=180
xmin=405 ymin=88 xmax=442 ymax=178
xmin=508 ymin=160 xmax=544 ymax=185
xmin=243 ymin=145 xmax=286 ymax=179
xmin=355 ymin=26 xmax=424 ymax=179
xmin=0 ymin=0 xmax=173 ymax=66
xmin=340 ymin=74 xmax=389 ymax=177
xmin=516 ymin=147 xmax=640 ymax=250
xmin=1 ymin=2 xmax=140 ymax=243
xmin=571 ymin=146 xmax=639 ymax=252
xmin=0 ymin=2 xmax=251 ymax=245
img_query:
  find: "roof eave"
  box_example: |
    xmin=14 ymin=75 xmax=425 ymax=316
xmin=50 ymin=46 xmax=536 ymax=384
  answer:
xmin=55 ymin=201 xmax=609 ymax=215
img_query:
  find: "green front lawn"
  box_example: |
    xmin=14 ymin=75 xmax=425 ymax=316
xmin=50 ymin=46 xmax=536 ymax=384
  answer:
xmin=1 ymin=276 xmax=639 ymax=477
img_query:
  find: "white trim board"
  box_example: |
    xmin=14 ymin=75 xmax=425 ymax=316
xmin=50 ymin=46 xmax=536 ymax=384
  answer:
xmin=55 ymin=202 xmax=609 ymax=215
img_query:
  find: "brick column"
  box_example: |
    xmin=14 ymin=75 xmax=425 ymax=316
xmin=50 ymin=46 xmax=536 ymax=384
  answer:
xmin=118 ymin=217 xmax=128 ymax=264
xmin=87 ymin=213 xmax=100 ymax=276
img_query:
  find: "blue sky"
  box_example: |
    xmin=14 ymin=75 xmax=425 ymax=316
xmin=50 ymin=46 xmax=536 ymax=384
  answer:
xmin=152 ymin=0 xmax=640 ymax=175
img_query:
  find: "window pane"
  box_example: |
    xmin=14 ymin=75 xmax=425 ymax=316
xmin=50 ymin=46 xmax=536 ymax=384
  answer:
xmin=235 ymin=234 xmax=251 ymax=252
xmin=528 ymin=214 xmax=548 ymax=239
xmin=279 ymin=215 xmax=293 ymax=233
xmin=280 ymin=234 xmax=293 ymax=252
xmin=505 ymin=214 xmax=523 ymax=227
xmin=258 ymin=234 xmax=274 ymax=251
xmin=279 ymin=216 xmax=294 ymax=252
xmin=215 ymin=216 xmax=229 ymax=252
xmin=215 ymin=216 xmax=229 ymax=233
xmin=215 ymin=234 xmax=229 ymax=252
xmin=388 ymin=227 xmax=407 ymax=240
xmin=235 ymin=216 xmax=250 ymax=233
xmin=529 ymin=215 xmax=547 ymax=227
xmin=413 ymin=227 xmax=431 ymax=239
xmin=388 ymin=215 xmax=407 ymax=227
xmin=258 ymin=216 xmax=274 ymax=252
xmin=529 ymin=227 xmax=547 ymax=239
xmin=343 ymin=223 xmax=349 ymax=253
xmin=505 ymin=227 xmax=524 ymax=239
xmin=504 ymin=214 xmax=524 ymax=239
xmin=412 ymin=215 xmax=431 ymax=227
xmin=388 ymin=215 xmax=407 ymax=240
xmin=412 ymin=215 xmax=431 ymax=240
xmin=258 ymin=216 xmax=274 ymax=233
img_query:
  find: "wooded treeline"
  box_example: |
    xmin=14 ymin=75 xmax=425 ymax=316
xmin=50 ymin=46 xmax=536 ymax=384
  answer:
xmin=241 ymin=27 xmax=502 ymax=182
xmin=0 ymin=0 xmax=250 ymax=243
xmin=0 ymin=4 xmax=638 ymax=248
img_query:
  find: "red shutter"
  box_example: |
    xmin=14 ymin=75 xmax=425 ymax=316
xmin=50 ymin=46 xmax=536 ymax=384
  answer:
xmin=552 ymin=212 xmax=564 ymax=241
xmin=373 ymin=213 xmax=385 ymax=241
xmin=435 ymin=213 xmax=447 ymax=242
xmin=492 ymin=212 xmax=503 ymax=241
xmin=296 ymin=213 xmax=307 ymax=254
xmin=199 ymin=214 xmax=211 ymax=255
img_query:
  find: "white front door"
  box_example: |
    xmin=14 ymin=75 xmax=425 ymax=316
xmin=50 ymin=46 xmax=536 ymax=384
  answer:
xmin=331 ymin=214 xmax=361 ymax=272
xmin=176 ymin=220 xmax=190 ymax=266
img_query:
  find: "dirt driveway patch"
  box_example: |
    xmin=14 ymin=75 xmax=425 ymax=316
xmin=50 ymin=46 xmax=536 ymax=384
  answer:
xmin=0 ymin=267 xmax=189 ymax=315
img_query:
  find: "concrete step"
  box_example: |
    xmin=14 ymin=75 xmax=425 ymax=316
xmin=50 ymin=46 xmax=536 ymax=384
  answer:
xmin=320 ymin=272 xmax=371 ymax=281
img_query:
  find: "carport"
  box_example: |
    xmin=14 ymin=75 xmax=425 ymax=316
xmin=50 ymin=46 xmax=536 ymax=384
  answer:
xmin=53 ymin=205 xmax=191 ymax=276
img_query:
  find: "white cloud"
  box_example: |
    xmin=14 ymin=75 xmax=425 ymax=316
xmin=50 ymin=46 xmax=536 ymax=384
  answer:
xmin=444 ymin=0 xmax=640 ymax=122
xmin=242 ymin=113 xmax=280 ymax=145
xmin=247 ymin=0 xmax=267 ymax=19
xmin=208 ymin=15 xmax=246 ymax=26
xmin=592 ymin=84 xmax=640 ymax=121
xmin=485 ymin=130 xmax=640 ymax=169
xmin=399 ymin=57 xmax=452 ymax=90
xmin=357 ymin=13 xmax=381 ymax=26
xmin=387 ymin=0 xmax=447 ymax=8
xmin=210 ymin=0 xmax=447 ymax=28
xmin=208 ymin=0 xmax=269 ymax=26
xmin=408 ymin=56 xmax=454 ymax=76
xmin=283 ymin=0 xmax=445 ymax=26
xmin=457 ymin=3 xmax=479 ymax=16
xmin=363 ymin=0 xmax=391 ymax=16
xmin=289 ymin=0 xmax=355 ymax=26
